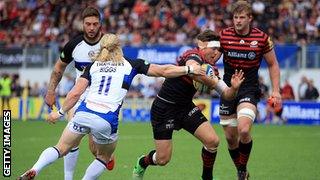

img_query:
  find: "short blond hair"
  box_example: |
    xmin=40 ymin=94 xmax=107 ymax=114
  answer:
xmin=93 ymin=34 xmax=124 ymax=62
xmin=232 ymin=0 xmax=252 ymax=16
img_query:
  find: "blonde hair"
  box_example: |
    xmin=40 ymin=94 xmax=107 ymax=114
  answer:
xmin=232 ymin=0 xmax=252 ymax=16
xmin=92 ymin=33 xmax=124 ymax=62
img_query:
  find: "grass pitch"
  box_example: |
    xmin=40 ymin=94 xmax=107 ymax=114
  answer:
xmin=6 ymin=120 xmax=320 ymax=180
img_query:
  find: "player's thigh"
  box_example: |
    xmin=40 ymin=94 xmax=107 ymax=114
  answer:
xmin=150 ymin=98 xmax=176 ymax=140
xmin=219 ymin=96 xmax=238 ymax=127
xmin=154 ymin=139 xmax=173 ymax=161
xmin=56 ymin=126 xmax=85 ymax=155
xmin=193 ymin=121 xmax=219 ymax=148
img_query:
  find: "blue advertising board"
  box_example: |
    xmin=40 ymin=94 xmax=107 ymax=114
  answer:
xmin=122 ymin=45 xmax=300 ymax=68
xmin=211 ymin=100 xmax=320 ymax=125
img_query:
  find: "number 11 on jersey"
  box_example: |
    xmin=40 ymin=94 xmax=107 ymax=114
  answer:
xmin=98 ymin=76 xmax=112 ymax=95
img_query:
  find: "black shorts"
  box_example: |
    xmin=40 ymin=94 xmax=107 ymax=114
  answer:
xmin=219 ymin=89 xmax=260 ymax=116
xmin=151 ymin=97 xmax=208 ymax=140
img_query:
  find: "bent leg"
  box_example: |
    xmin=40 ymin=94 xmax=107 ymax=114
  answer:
xmin=24 ymin=126 xmax=84 ymax=177
xmin=194 ymin=121 xmax=219 ymax=180
xmin=82 ymin=142 xmax=117 ymax=180
xmin=88 ymin=134 xmax=115 ymax=170
xmin=55 ymin=126 xmax=85 ymax=156
xmin=154 ymin=139 xmax=172 ymax=166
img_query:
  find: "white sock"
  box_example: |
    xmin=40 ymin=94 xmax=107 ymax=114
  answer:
xmin=64 ymin=147 xmax=79 ymax=180
xmin=82 ymin=159 xmax=106 ymax=180
xmin=32 ymin=147 xmax=60 ymax=174
xmin=152 ymin=152 xmax=157 ymax=164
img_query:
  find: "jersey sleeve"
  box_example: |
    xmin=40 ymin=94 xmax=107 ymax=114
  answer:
xmin=185 ymin=53 xmax=203 ymax=65
xmin=59 ymin=35 xmax=82 ymax=64
xmin=127 ymin=58 xmax=150 ymax=75
xmin=262 ymin=34 xmax=274 ymax=54
xmin=80 ymin=62 xmax=94 ymax=81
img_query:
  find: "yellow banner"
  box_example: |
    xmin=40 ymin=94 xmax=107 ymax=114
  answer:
xmin=0 ymin=97 xmax=65 ymax=120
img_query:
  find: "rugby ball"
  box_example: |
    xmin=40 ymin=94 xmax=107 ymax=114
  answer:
xmin=193 ymin=63 xmax=214 ymax=94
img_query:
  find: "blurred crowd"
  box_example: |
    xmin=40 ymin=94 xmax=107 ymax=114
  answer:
xmin=258 ymin=75 xmax=319 ymax=101
xmin=0 ymin=72 xmax=74 ymax=98
xmin=1 ymin=0 xmax=320 ymax=50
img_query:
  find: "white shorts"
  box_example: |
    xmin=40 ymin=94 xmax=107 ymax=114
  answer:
xmin=68 ymin=111 xmax=118 ymax=144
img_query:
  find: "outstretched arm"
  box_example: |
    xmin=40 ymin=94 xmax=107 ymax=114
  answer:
xmin=46 ymin=78 xmax=88 ymax=124
xmin=146 ymin=63 xmax=204 ymax=78
xmin=45 ymin=59 xmax=68 ymax=109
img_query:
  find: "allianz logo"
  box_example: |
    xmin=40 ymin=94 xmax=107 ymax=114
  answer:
xmin=282 ymin=106 xmax=320 ymax=120
xmin=137 ymin=46 xmax=192 ymax=64
xmin=227 ymin=51 xmax=256 ymax=60
xmin=137 ymin=49 xmax=177 ymax=64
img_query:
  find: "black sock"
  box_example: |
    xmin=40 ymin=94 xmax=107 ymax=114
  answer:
xmin=228 ymin=147 xmax=240 ymax=171
xmin=201 ymin=147 xmax=217 ymax=180
xmin=238 ymin=140 xmax=253 ymax=172
xmin=139 ymin=150 xmax=156 ymax=169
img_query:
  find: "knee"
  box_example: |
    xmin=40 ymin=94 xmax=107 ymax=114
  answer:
xmin=238 ymin=126 xmax=251 ymax=139
xmin=204 ymin=136 xmax=220 ymax=149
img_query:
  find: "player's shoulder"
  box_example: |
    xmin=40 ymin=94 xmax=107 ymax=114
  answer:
xmin=63 ymin=34 xmax=84 ymax=49
xmin=125 ymin=57 xmax=148 ymax=64
xmin=182 ymin=48 xmax=200 ymax=58
xmin=223 ymin=27 xmax=235 ymax=32
xmin=220 ymin=27 xmax=235 ymax=36
xmin=251 ymin=27 xmax=268 ymax=36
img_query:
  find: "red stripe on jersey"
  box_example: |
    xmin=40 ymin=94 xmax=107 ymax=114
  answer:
xmin=227 ymin=58 xmax=259 ymax=64
xmin=221 ymin=27 xmax=266 ymax=38
xmin=226 ymin=62 xmax=260 ymax=68
xmin=226 ymin=59 xmax=260 ymax=67
xmin=220 ymin=27 xmax=273 ymax=64
xmin=181 ymin=75 xmax=193 ymax=84
xmin=220 ymin=44 xmax=263 ymax=51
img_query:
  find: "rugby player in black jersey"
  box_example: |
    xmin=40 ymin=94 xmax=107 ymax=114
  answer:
xmin=44 ymin=7 xmax=115 ymax=179
xmin=132 ymin=29 xmax=245 ymax=180
xmin=217 ymin=1 xmax=282 ymax=179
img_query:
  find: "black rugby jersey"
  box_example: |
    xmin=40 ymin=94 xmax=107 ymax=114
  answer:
xmin=219 ymin=27 xmax=273 ymax=89
xmin=157 ymin=48 xmax=205 ymax=104
xmin=60 ymin=34 xmax=102 ymax=79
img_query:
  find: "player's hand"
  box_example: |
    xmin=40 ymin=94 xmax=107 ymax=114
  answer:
xmin=268 ymin=91 xmax=282 ymax=111
xmin=45 ymin=90 xmax=56 ymax=109
xmin=231 ymin=69 xmax=244 ymax=89
xmin=46 ymin=112 xmax=60 ymax=124
xmin=190 ymin=65 xmax=206 ymax=75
